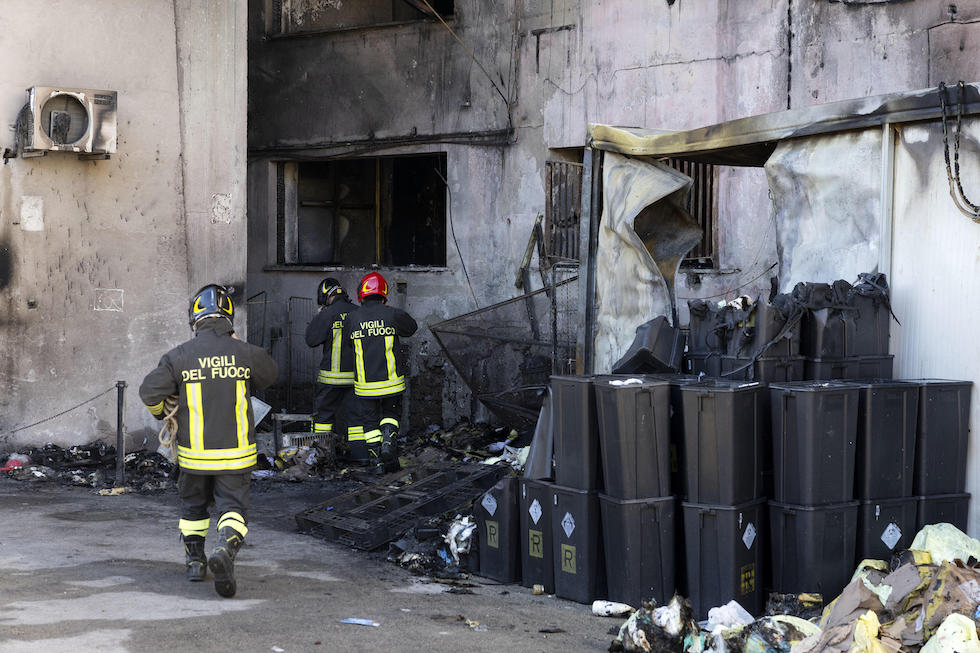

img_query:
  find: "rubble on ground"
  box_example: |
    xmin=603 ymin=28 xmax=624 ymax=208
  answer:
xmin=1 ymin=443 xmax=174 ymax=492
xmin=607 ymin=523 xmax=980 ymax=653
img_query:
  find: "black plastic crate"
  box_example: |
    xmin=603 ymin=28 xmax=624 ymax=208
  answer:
xmin=681 ymin=498 xmax=766 ymax=619
xmin=520 ymin=478 xmax=555 ymax=593
xmin=551 ymin=375 xmax=602 ymax=491
xmin=915 ymin=493 xmax=971 ymax=532
xmin=685 ymin=352 xmax=722 ymax=378
xmin=599 ymin=494 xmax=675 ymax=608
xmin=855 ymin=355 xmax=894 ymax=380
xmin=552 ymin=483 xmax=605 ymax=604
xmin=845 ymin=293 xmax=890 ymax=357
xmin=910 ymin=380 xmax=973 ymax=495
xmin=612 ymin=316 xmax=686 ymax=374
xmin=854 ymin=381 xmax=918 ymax=500
xmin=594 ymin=376 xmax=671 ymax=500
xmin=721 ymin=355 xmax=804 ymax=383
xmin=475 ymin=475 xmax=521 ymax=583
xmin=770 ymin=381 xmax=860 ymax=505
xmin=803 ymin=357 xmax=858 ymax=381
xmin=856 ymin=497 xmax=918 ymax=561
xmin=769 ymin=500 xmax=858 ymax=597
xmin=681 ymin=380 xmax=764 ymax=504
xmin=801 ymin=307 xmax=847 ymax=359
xmin=647 ymin=373 xmax=703 ymax=497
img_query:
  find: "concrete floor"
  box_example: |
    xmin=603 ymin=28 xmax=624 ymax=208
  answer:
xmin=0 ymin=477 xmax=614 ymax=652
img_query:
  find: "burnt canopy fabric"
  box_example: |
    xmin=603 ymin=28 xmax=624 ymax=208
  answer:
xmin=594 ymin=153 xmax=702 ymax=373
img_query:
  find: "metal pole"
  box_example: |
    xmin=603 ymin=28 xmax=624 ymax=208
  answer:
xmin=116 ymin=380 xmax=127 ymax=486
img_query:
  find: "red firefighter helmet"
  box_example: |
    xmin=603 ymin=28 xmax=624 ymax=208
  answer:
xmin=358 ymin=272 xmax=388 ymax=303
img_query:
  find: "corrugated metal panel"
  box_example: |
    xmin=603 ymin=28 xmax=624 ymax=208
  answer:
xmin=890 ymin=118 xmax=980 ymax=537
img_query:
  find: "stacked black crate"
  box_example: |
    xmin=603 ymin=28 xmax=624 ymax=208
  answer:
xmin=797 ymin=276 xmax=894 ymax=381
xmin=521 ymin=390 xmax=555 ymax=593
xmin=685 ymin=300 xmax=725 ymax=377
xmin=475 ymin=475 xmax=522 ymax=582
xmin=909 ymin=379 xmax=973 ymax=531
xmin=768 ymin=381 xmax=860 ymax=600
xmin=722 ymin=293 xmax=804 ymax=383
xmin=853 ymin=382 xmax=919 ymax=561
xmin=549 ymin=375 xmax=605 ymax=604
xmin=680 ymin=379 xmax=767 ymax=618
xmin=593 ymin=376 xmax=674 ymax=608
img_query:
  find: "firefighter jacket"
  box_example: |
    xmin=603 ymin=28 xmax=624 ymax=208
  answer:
xmin=139 ymin=319 xmax=279 ymax=474
xmin=304 ymin=296 xmax=356 ymax=386
xmin=343 ymin=297 xmax=418 ymax=397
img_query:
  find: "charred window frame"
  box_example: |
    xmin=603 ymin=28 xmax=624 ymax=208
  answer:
xmin=544 ymin=160 xmax=584 ymax=265
xmin=269 ymin=0 xmax=455 ymax=36
xmin=275 ymin=154 xmax=447 ymax=267
xmin=663 ymin=158 xmax=718 ymax=268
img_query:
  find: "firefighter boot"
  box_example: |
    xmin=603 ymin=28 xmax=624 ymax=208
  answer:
xmin=366 ymin=442 xmax=385 ymax=476
xmin=208 ymin=527 xmax=244 ymax=598
xmin=380 ymin=423 xmax=398 ymax=467
xmin=183 ymin=535 xmax=207 ymax=582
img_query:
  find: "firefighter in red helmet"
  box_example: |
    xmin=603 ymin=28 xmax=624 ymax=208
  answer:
xmin=343 ymin=272 xmax=418 ymax=474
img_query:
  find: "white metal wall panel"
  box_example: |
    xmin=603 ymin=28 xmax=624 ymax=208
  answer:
xmin=890 ymin=118 xmax=980 ymax=537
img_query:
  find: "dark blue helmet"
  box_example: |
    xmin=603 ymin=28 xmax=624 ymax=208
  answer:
xmin=188 ymin=284 xmax=234 ymax=327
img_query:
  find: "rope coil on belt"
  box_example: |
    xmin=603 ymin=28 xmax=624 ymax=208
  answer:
xmin=158 ymin=395 xmax=180 ymax=460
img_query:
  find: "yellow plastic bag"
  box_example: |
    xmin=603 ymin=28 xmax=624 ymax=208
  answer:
xmin=920 ymin=613 xmax=980 ymax=653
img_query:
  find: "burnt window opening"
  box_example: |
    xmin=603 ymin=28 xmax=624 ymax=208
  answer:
xmin=663 ymin=158 xmax=718 ymax=268
xmin=272 ymin=0 xmax=454 ymax=35
xmin=544 ymin=160 xmax=584 ymax=264
xmin=277 ymin=154 xmax=447 ymax=267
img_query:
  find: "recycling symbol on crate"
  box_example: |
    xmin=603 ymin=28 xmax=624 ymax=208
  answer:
xmin=561 ymin=512 xmax=576 ymax=538
xmin=529 ymin=499 xmax=542 ymax=525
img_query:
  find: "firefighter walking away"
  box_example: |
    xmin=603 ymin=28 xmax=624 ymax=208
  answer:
xmin=139 ymin=284 xmax=278 ymax=598
xmin=344 ymin=272 xmax=418 ymax=475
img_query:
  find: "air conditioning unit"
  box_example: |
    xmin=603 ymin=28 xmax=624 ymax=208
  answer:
xmin=23 ymin=86 xmax=117 ymax=155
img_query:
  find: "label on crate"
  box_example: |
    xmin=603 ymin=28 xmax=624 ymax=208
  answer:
xmin=740 ymin=563 xmax=756 ymax=594
xmin=561 ymin=512 xmax=576 ymax=538
xmin=481 ymin=493 xmax=498 ymax=516
xmin=529 ymin=529 xmax=544 ymax=558
xmin=560 ymin=543 xmax=577 ymax=574
xmin=742 ymin=523 xmax=757 ymax=550
xmin=529 ymin=499 xmax=542 ymax=525
xmin=880 ymin=523 xmax=902 ymax=550
xmin=486 ymin=520 xmax=499 ymax=549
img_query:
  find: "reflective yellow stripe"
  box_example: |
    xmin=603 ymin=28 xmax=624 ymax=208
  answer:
xmin=384 ymin=335 xmax=397 ymax=382
xmin=313 ymin=423 xmax=332 ymax=433
xmin=217 ymin=512 xmax=248 ymax=537
xmin=317 ymin=369 xmax=354 ymax=385
xmin=331 ymin=324 xmax=343 ymax=372
xmin=364 ymin=429 xmax=382 ymax=444
xmin=354 ymin=377 xmax=406 ymax=396
xmin=348 ymin=426 xmax=365 ymax=442
xmin=147 ymin=401 xmax=164 ymax=416
xmin=178 ymin=517 xmax=210 ymax=537
xmin=380 ymin=417 xmax=399 ymax=428
xmin=235 ymin=380 xmax=248 ymax=449
xmin=354 ymin=339 xmax=366 ymax=385
xmin=177 ymin=443 xmax=257 ymax=471
xmin=186 ymin=382 xmax=204 ymax=450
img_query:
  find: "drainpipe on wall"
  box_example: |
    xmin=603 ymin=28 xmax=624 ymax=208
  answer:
xmin=879 ymin=122 xmax=895 ymax=284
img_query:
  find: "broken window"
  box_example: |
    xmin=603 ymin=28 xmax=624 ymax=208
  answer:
xmin=272 ymin=0 xmax=454 ymax=35
xmin=663 ymin=158 xmax=719 ymax=268
xmin=275 ymin=154 xmax=447 ymax=267
xmin=544 ymin=160 xmax=584 ymax=265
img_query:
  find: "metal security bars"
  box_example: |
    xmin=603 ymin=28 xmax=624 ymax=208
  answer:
xmin=663 ymin=158 xmax=718 ymax=265
xmin=544 ymin=161 xmax=584 ymax=264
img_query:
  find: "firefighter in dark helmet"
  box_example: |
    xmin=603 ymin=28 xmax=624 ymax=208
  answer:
xmin=139 ymin=284 xmax=278 ymax=598
xmin=304 ymin=278 xmax=361 ymax=461
xmin=343 ymin=272 xmax=418 ymax=474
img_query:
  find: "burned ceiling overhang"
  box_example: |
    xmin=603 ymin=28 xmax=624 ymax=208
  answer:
xmin=588 ymin=82 xmax=980 ymax=166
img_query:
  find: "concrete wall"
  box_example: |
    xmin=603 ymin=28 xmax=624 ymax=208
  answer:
xmin=0 ymin=1 xmax=247 ymax=450
xmin=247 ymin=0 xmax=980 ymax=429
